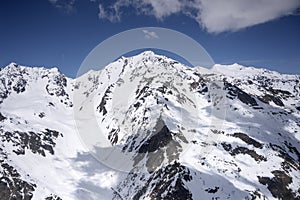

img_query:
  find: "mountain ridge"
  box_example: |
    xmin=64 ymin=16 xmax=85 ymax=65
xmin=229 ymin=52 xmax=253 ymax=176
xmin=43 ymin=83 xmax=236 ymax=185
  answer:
xmin=0 ymin=52 xmax=299 ymax=200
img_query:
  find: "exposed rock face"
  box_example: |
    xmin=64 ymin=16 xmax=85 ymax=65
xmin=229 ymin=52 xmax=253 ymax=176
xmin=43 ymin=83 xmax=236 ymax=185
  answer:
xmin=133 ymin=162 xmax=193 ymax=200
xmin=0 ymin=159 xmax=36 ymax=200
xmin=113 ymin=161 xmax=193 ymax=200
xmin=0 ymin=128 xmax=62 ymax=156
xmin=225 ymin=82 xmax=259 ymax=107
xmin=258 ymin=170 xmax=296 ymax=199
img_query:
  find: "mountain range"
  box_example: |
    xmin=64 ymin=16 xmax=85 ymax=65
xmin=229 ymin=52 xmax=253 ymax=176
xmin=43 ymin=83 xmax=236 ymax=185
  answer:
xmin=0 ymin=51 xmax=299 ymax=200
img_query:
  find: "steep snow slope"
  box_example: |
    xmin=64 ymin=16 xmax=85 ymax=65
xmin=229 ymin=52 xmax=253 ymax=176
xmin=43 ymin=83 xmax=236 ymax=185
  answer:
xmin=0 ymin=53 xmax=299 ymax=200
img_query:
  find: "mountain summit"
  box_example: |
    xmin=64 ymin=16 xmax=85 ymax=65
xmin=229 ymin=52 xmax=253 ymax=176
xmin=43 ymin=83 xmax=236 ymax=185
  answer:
xmin=0 ymin=52 xmax=299 ymax=200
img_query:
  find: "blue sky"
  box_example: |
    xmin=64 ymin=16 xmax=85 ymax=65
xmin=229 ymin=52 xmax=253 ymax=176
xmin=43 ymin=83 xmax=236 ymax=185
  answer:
xmin=1 ymin=0 xmax=300 ymax=77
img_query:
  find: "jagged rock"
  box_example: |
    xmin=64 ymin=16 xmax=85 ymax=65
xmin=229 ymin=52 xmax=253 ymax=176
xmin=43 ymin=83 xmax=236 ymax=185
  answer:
xmin=258 ymin=170 xmax=298 ymax=199
xmin=0 ymin=154 xmax=36 ymax=200
xmin=225 ymin=82 xmax=258 ymax=107
xmin=0 ymin=112 xmax=6 ymax=121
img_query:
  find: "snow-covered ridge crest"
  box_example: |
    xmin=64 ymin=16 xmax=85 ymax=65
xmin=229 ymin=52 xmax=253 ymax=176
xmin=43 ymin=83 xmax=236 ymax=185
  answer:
xmin=211 ymin=63 xmax=299 ymax=78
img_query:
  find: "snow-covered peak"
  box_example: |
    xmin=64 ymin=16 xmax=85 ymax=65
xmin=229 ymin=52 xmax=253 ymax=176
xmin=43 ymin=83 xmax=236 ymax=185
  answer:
xmin=115 ymin=51 xmax=185 ymax=70
xmin=128 ymin=50 xmax=160 ymax=59
xmin=0 ymin=62 xmax=72 ymax=106
xmin=1 ymin=62 xmax=61 ymax=78
xmin=138 ymin=50 xmax=156 ymax=56
xmin=211 ymin=63 xmax=299 ymax=79
xmin=213 ymin=63 xmax=266 ymax=77
xmin=76 ymin=50 xmax=193 ymax=96
xmin=208 ymin=63 xmax=300 ymax=110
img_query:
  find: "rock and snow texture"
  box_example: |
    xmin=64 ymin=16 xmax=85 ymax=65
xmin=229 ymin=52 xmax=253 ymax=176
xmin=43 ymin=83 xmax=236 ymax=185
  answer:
xmin=0 ymin=52 xmax=299 ymax=200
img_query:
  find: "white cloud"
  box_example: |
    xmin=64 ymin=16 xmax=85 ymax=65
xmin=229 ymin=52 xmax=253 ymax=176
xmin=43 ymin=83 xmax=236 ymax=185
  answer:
xmin=193 ymin=0 xmax=300 ymax=33
xmin=142 ymin=30 xmax=159 ymax=39
xmin=98 ymin=4 xmax=121 ymax=22
xmin=48 ymin=0 xmax=76 ymax=13
xmin=98 ymin=0 xmax=132 ymax=22
xmin=97 ymin=0 xmax=300 ymax=33
xmin=98 ymin=4 xmax=112 ymax=21
xmin=141 ymin=0 xmax=183 ymax=19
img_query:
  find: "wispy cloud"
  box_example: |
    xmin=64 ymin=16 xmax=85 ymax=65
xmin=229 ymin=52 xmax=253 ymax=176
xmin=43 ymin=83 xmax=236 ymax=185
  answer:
xmin=98 ymin=4 xmax=120 ymax=22
xmin=48 ymin=0 xmax=76 ymax=14
xmin=97 ymin=0 xmax=300 ymax=33
xmin=141 ymin=0 xmax=183 ymax=19
xmin=142 ymin=30 xmax=159 ymax=39
xmin=48 ymin=0 xmax=58 ymax=4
